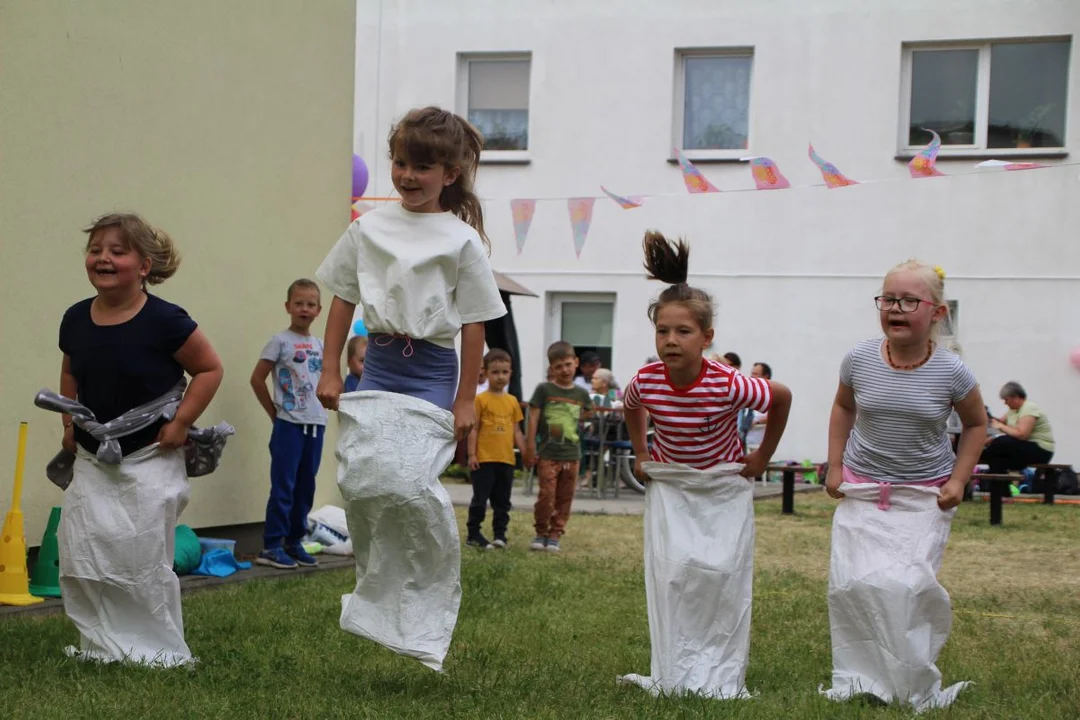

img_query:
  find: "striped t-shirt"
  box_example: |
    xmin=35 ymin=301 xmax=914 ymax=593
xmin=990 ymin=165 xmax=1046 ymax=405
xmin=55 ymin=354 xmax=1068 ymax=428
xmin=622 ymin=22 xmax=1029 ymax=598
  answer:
xmin=624 ymin=360 xmax=772 ymax=469
xmin=841 ymin=338 xmax=977 ymax=483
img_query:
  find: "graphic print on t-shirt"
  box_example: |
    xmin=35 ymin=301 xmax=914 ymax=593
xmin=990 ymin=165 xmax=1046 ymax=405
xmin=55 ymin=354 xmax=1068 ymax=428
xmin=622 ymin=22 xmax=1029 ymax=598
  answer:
xmin=543 ymin=394 xmax=583 ymax=446
xmin=276 ymin=343 xmax=320 ymax=414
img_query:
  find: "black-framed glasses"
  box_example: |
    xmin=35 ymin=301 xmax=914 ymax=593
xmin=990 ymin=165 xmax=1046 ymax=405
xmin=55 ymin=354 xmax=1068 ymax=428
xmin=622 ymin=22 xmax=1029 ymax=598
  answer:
xmin=874 ymin=295 xmax=933 ymax=313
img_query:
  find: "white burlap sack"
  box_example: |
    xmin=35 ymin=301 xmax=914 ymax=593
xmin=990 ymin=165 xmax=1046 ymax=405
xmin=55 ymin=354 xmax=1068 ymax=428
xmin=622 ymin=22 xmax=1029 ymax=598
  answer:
xmin=618 ymin=461 xmax=754 ymax=699
xmin=58 ymin=444 xmax=193 ymax=667
xmin=821 ymin=481 xmax=970 ymax=711
xmin=335 ymin=391 xmax=460 ymax=671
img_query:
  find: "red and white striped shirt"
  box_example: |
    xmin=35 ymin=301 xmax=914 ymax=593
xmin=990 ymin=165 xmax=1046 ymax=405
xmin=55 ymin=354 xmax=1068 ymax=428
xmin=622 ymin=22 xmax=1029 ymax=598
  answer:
xmin=623 ymin=359 xmax=772 ymax=469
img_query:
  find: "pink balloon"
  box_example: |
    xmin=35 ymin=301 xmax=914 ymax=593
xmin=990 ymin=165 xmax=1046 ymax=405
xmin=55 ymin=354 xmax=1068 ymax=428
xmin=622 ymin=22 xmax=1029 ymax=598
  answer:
xmin=1071 ymin=346 xmax=1080 ymax=370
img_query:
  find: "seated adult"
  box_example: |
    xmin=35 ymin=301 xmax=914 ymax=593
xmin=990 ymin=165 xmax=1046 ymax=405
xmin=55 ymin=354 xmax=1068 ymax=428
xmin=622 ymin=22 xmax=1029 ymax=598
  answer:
xmin=979 ymin=381 xmax=1055 ymax=472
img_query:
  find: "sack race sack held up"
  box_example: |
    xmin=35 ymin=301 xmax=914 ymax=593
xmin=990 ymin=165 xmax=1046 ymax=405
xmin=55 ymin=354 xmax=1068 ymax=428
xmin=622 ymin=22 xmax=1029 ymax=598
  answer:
xmin=335 ymin=391 xmax=460 ymax=672
xmin=618 ymin=461 xmax=755 ymax=699
xmin=822 ymin=481 xmax=970 ymax=712
xmin=59 ymin=445 xmax=193 ymax=666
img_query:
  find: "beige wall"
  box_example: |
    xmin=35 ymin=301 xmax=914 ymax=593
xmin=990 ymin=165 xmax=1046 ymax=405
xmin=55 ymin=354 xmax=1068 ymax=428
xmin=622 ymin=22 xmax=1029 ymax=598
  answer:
xmin=0 ymin=1 xmax=355 ymax=543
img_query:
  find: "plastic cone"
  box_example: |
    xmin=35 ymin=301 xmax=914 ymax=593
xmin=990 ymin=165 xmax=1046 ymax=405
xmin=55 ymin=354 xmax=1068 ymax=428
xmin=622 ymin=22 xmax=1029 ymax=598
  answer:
xmin=0 ymin=423 xmax=44 ymax=606
xmin=29 ymin=506 xmax=61 ymax=598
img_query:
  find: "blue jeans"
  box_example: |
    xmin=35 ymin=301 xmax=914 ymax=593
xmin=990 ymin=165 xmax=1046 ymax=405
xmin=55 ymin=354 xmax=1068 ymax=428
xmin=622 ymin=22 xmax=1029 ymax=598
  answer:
xmin=264 ymin=419 xmax=324 ymax=547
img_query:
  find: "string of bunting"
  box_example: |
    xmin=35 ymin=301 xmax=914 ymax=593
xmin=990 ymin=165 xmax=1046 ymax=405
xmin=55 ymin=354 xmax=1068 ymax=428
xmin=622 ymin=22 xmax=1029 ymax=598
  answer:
xmin=360 ymin=130 xmax=1074 ymax=258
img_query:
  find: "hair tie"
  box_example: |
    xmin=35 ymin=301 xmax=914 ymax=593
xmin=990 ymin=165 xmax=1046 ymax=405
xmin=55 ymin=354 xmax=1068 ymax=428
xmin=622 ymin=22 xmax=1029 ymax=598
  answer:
xmin=933 ymin=265 xmax=946 ymax=281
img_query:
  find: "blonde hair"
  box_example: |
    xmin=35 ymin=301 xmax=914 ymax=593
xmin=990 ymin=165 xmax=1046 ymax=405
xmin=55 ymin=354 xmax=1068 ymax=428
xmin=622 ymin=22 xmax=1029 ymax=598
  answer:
xmin=84 ymin=213 xmax=180 ymax=286
xmin=388 ymin=107 xmax=488 ymax=249
xmin=884 ymin=258 xmax=950 ymax=338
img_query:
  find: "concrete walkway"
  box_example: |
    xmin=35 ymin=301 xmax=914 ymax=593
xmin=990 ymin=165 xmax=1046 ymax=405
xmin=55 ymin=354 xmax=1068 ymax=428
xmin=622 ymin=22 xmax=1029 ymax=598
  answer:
xmin=441 ymin=478 xmax=823 ymax=515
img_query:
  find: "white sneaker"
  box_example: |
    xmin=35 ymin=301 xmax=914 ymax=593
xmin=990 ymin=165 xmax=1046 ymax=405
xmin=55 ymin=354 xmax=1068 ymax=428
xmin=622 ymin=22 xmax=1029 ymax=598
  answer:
xmin=529 ymin=536 xmax=547 ymax=551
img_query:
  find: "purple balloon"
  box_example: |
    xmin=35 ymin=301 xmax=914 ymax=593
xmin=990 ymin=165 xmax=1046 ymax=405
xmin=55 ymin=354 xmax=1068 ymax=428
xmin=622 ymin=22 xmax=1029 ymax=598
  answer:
xmin=352 ymin=154 xmax=369 ymax=199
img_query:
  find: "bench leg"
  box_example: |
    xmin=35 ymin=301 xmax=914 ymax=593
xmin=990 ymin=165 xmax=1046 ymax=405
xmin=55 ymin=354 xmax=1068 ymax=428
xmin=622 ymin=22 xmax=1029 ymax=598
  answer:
xmin=1044 ymin=468 xmax=1056 ymax=505
xmin=990 ymin=482 xmax=1004 ymax=526
xmin=782 ymin=471 xmax=795 ymax=514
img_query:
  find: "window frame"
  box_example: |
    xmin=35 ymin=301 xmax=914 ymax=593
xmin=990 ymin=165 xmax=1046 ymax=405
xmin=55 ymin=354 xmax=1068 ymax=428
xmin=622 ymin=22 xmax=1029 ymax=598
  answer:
xmin=456 ymin=51 xmax=532 ymax=164
xmin=546 ymin=292 xmax=617 ymax=372
xmin=898 ymin=37 xmax=1071 ymax=157
xmin=672 ymin=47 xmax=756 ymax=162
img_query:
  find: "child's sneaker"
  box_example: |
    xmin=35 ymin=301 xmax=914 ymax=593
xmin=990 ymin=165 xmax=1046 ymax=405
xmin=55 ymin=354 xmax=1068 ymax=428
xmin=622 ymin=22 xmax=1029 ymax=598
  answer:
xmin=285 ymin=543 xmax=319 ymax=567
xmin=546 ymin=538 xmax=561 ymax=552
xmin=492 ymin=537 xmax=508 ymax=549
xmin=466 ymin=534 xmax=494 ymax=550
xmin=256 ymin=547 xmax=297 ymax=569
xmin=529 ymin=536 xmax=547 ymax=551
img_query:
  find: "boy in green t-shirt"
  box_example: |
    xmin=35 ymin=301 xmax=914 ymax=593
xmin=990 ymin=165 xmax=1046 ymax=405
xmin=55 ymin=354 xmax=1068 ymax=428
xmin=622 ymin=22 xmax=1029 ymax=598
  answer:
xmin=524 ymin=341 xmax=594 ymax=552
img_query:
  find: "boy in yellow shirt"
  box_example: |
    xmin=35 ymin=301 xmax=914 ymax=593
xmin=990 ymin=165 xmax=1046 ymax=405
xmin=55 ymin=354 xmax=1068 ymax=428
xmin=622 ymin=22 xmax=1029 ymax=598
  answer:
xmin=466 ymin=349 xmax=526 ymax=549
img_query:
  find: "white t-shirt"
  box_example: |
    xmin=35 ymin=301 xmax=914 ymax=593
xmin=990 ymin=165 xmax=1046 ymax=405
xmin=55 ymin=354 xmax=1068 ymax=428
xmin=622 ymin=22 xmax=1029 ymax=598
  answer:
xmin=316 ymin=203 xmax=507 ymax=348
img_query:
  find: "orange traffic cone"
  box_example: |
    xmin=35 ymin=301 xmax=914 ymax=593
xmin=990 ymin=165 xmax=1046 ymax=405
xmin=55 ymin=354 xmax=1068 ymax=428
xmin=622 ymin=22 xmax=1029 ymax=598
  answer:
xmin=0 ymin=422 xmax=44 ymax=606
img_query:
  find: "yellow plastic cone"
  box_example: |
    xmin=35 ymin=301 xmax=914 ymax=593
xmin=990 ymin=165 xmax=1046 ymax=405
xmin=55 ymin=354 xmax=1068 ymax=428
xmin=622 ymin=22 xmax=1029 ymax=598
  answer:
xmin=0 ymin=422 xmax=44 ymax=606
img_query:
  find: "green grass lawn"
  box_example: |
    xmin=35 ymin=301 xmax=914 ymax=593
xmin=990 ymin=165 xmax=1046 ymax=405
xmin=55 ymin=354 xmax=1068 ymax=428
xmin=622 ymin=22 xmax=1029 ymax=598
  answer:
xmin=2 ymin=494 xmax=1078 ymax=719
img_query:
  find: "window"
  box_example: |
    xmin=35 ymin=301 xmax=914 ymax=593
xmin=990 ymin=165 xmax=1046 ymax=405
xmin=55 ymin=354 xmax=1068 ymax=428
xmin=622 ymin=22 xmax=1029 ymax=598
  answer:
xmin=674 ymin=49 xmax=753 ymax=159
xmin=457 ymin=53 xmax=531 ymax=157
xmin=547 ymin=294 xmax=615 ymax=372
xmin=901 ymin=39 xmax=1070 ymax=152
xmin=943 ymin=300 xmax=959 ymax=339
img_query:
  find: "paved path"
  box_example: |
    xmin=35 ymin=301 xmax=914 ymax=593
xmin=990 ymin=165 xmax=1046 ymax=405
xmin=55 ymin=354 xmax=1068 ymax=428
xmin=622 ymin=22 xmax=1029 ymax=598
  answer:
xmin=441 ymin=478 xmax=823 ymax=516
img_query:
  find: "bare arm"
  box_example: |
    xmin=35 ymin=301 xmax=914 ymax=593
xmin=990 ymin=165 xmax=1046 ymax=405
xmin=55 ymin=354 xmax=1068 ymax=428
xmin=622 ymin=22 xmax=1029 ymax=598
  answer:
xmin=454 ymin=323 xmax=485 ymax=407
xmin=524 ymin=406 xmax=541 ymax=467
xmin=624 ymin=405 xmax=649 ymax=460
xmin=316 ymin=296 xmax=355 ymax=410
xmin=60 ymin=355 xmax=77 ymax=452
xmin=939 ymin=386 xmax=989 ymax=509
xmin=740 ymin=381 xmax=792 ymax=478
xmin=994 ymin=415 xmax=1035 ymax=440
xmin=250 ymin=359 xmax=277 ymax=422
xmin=825 ymin=381 xmax=856 ymax=497
xmin=172 ymin=329 xmax=224 ymax=428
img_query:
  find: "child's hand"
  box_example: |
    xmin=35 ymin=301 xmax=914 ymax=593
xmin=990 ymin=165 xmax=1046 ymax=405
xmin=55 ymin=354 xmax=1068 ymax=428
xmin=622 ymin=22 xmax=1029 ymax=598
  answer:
xmin=317 ymin=372 xmax=343 ymax=411
xmin=739 ymin=449 xmax=767 ymax=480
xmin=62 ymin=424 xmax=76 ymax=454
xmin=523 ymin=445 xmax=536 ymax=468
xmin=825 ymin=466 xmax=845 ymax=499
xmin=468 ymin=455 xmax=480 ymax=471
xmin=156 ymin=419 xmax=190 ymax=451
xmin=452 ymin=399 xmax=476 ymax=442
xmin=633 ymin=457 xmax=651 ymax=484
xmin=938 ymin=479 xmax=966 ymax=510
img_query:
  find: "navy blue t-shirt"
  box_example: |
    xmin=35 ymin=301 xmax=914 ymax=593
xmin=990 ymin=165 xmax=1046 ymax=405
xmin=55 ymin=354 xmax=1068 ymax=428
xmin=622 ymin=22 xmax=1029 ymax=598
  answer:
xmin=59 ymin=294 xmax=197 ymax=456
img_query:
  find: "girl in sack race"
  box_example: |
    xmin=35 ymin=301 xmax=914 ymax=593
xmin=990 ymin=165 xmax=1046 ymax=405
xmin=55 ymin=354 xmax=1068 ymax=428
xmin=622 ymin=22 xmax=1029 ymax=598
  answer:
xmin=54 ymin=213 xmax=224 ymax=667
xmin=617 ymin=232 xmax=792 ymax=699
xmin=822 ymin=261 xmax=987 ymax=711
xmin=316 ymin=107 xmax=506 ymax=672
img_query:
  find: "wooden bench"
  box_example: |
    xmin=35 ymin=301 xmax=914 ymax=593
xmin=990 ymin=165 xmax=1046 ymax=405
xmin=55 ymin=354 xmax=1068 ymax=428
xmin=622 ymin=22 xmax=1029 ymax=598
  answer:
xmin=976 ymin=474 xmax=1021 ymax=526
xmin=1029 ymin=464 xmax=1075 ymax=505
xmin=765 ymin=464 xmax=821 ymax=515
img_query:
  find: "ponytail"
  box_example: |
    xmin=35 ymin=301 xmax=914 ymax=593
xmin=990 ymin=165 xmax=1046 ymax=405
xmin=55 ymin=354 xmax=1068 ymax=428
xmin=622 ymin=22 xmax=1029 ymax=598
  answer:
xmin=643 ymin=230 xmax=714 ymax=331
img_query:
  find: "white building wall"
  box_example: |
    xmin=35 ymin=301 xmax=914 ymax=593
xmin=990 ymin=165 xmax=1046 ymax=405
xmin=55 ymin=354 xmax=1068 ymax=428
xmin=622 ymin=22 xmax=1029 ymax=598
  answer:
xmin=355 ymin=0 xmax=1080 ymax=462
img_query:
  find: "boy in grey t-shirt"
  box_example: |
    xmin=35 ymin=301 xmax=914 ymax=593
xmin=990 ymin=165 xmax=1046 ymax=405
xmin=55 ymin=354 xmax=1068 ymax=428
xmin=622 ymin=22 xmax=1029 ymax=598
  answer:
xmin=250 ymin=279 xmax=328 ymax=569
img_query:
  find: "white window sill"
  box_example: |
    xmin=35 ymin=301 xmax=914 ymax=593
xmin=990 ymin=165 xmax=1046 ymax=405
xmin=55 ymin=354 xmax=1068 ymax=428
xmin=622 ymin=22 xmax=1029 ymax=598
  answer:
xmin=894 ymin=148 xmax=1068 ymax=161
xmin=479 ymin=150 xmax=531 ymax=165
xmin=667 ymin=150 xmax=748 ymax=164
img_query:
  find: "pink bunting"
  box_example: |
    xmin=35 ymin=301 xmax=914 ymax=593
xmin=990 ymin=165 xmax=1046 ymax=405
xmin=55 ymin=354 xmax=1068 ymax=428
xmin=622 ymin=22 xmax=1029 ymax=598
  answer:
xmin=509 ymin=199 xmax=536 ymax=255
xmin=673 ymin=148 xmax=721 ymax=193
xmin=567 ymin=198 xmax=595 ymax=258
xmin=975 ymin=159 xmax=1047 ymax=171
xmin=748 ymin=157 xmax=791 ymax=190
xmin=808 ymin=144 xmax=859 ymax=188
xmin=600 ymin=186 xmax=644 ymax=209
xmin=909 ymin=130 xmax=946 ymax=178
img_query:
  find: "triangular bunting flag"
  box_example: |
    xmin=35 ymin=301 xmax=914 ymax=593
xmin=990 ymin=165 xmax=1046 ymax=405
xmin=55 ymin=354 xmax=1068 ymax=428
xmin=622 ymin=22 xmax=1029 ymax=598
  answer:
xmin=975 ymin=159 xmax=1046 ymax=171
xmin=600 ymin=186 xmax=644 ymax=208
xmin=746 ymin=157 xmax=791 ymax=190
xmin=808 ymin=144 xmax=859 ymax=188
xmin=909 ymin=130 xmax=946 ymax=178
xmin=568 ymin=198 xmax=595 ymax=258
xmin=673 ymin=148 xmax=721 ymax=193
xmin=509 ymin=199 xmax=536 ymax=255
